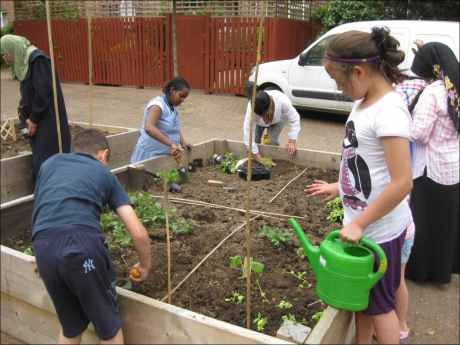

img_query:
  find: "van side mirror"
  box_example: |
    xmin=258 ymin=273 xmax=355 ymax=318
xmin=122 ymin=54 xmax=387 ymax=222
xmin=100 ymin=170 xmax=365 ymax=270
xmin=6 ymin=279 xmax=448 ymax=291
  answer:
xmin=298 ymin=52 xmax=307 ymax=66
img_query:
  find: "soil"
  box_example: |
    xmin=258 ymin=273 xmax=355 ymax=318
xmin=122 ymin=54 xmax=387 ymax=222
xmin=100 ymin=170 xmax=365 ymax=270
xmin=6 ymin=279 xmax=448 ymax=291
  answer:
xmin=4 ymin=158 xmax=341 ymax=337
xmin=1 ymin=124 xmax=111 ymax=159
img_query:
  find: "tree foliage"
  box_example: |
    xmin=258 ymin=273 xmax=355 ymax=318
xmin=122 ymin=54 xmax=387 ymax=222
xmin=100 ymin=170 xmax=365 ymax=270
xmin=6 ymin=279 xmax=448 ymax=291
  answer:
xmin=312 ymin=0 xmax=459 ymax=32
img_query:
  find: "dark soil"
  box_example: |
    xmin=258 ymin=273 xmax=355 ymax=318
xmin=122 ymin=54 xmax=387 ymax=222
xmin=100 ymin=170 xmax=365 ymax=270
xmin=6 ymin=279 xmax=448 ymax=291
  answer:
xmin=1 ymin=124 xmax=110 ymax=159
xmin=4 ymin=158 xmax=341 ymax=337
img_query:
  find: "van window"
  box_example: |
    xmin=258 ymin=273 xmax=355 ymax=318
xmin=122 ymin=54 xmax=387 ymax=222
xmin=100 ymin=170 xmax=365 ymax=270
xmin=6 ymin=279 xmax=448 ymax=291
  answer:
xmin=306 ymin=35 xmax=338 ymax=66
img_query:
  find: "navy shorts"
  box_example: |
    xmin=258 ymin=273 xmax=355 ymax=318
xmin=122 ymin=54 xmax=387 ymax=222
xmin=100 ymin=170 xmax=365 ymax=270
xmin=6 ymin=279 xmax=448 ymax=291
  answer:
xmin=361 ymin=229 xmax=406 ymax=316
xmin=33 ymin=225 xmax=121 ymax=340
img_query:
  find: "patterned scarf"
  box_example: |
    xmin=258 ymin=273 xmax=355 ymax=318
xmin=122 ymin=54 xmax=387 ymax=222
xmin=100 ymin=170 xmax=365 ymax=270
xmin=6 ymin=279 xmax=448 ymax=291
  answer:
xmin=409 ymin=42 xmax=459 ymax=134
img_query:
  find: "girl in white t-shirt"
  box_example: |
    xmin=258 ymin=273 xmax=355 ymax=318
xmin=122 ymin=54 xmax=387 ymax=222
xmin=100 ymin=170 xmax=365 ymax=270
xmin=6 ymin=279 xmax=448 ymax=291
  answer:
xmin=304 ymin=27 xmax=413 ymax=344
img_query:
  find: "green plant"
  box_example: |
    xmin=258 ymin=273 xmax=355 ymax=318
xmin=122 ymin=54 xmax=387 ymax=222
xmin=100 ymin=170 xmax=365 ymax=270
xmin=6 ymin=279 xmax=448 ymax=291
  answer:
xmin=225 ymin=291 xmax=244 ymax=305
xmin=208 ymin=280 xmax=220 ymax=285
xmin=230 ymin=255 xmax=264 ymax=281
xmin=281 ymin=314 xmax=296 ymax=322
xmin=217 ymin=151 xmax=241 ymax=174
xmin=255 ymin=275 xmax=270 ymax=304
xmin=282 ymin=269 xmax=312 ymax=288
xmin=296 ymin=247 xmax=307 ymax=260
xmin=311 ymin=311 xmax=324 ymax=322
xmin=258 ymin=225 xmax=293 ymax=247
xmin=24 ymin=247 xmax=34 ymax=256
xmin=171 ymin=218 xmax=195 ymax=235
xmin=260 ymin=158 xmax=274 ymax=170
xmin=326 ymin=197 xmax=344 ymax=223
xmin=277 ymin=300 xmax=293 ymax=309
xmin=253 ymin=312 xmax=268 ymax=332
xmin=154 ymin=167 xmax=180 ymax=184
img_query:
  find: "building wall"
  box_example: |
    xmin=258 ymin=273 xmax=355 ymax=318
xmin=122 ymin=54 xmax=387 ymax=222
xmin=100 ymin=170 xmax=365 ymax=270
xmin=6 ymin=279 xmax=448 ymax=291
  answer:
xmin=1 ymin=0 xmax=15 ymax=24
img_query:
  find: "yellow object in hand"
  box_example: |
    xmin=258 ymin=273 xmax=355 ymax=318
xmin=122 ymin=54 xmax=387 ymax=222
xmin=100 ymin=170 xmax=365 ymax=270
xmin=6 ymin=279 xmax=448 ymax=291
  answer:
xmin=263 ymin=135 xmax=270 ymax=145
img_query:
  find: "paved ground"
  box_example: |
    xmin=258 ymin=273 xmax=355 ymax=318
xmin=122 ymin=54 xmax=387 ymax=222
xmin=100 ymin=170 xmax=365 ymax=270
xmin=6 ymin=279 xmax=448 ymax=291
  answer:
xmin=1 ymin=70 xmax=459 ymax=344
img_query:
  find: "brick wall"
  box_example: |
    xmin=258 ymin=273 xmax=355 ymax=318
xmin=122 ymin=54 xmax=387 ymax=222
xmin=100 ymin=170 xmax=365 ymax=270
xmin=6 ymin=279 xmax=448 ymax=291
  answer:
xmin=1 ymin=0 xmax=15 ymax=23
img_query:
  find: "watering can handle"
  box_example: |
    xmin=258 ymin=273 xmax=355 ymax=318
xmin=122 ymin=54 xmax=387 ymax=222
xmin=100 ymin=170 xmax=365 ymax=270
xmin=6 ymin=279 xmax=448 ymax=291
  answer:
xmin=326 ymin=230 xmax=387 ymax=275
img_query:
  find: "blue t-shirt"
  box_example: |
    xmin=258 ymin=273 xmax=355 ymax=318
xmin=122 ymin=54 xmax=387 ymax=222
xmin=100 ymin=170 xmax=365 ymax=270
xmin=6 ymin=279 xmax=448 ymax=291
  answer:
xmin=32 ymin=152 xmax=132 ymax=237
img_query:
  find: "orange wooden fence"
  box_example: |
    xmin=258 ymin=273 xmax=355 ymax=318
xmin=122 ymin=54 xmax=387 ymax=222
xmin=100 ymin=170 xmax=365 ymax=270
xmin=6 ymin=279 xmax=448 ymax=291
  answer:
xmin=14 ymin=15 xmax=322 ymax=95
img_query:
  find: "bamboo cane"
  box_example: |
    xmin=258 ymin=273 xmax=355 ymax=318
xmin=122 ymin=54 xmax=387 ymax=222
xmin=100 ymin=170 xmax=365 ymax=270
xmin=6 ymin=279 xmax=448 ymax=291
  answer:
xmin=163 ymin=173 xmax=172 ymax=304
xmin=45 ymin=1 xmax=62 ymax=153
xmin=245 ymin=0 xmax=265 ymax=329
xmin=161 ymin=216 xmax=258 ymax=302
xmin=149 ymin=195 xmax=304 ymax=220
xmin=87 ymin=2 xmax=93 ymax=128
xmin=269 ymin=167 xmax=309 ymax=203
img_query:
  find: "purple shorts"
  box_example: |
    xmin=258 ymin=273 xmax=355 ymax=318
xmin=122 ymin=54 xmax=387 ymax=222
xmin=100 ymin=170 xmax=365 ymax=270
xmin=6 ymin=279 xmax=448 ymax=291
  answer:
xmin=361 ymin=229 xmax=406 ymax=316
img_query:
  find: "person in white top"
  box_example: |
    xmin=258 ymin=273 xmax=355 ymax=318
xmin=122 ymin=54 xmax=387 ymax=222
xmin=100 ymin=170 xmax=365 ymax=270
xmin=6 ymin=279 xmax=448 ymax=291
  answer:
xmin=405 ymin=42 xmax=459 ymax=284
xmin=304 ymin=27 xmax=413 ymax=344
xmin=243 ymin=89 xmax=301 ymax=166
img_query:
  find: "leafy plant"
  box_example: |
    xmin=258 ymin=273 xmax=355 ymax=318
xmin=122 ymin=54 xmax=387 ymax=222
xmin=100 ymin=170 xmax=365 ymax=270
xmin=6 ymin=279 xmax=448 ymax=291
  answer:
xmin=253 ymin=312 xmax=268 ymax=332
xmin=311 ymin=311 xmax=324 ymax=322
xmin=171 ymin=218 xmax=195 ymax=235
xmin=258 ymin=225 xmax=293 ymax=247
xmin=154 ymin=167 xmax=180 ymax=184
xmin=225 ymin=291 xmax=244 ymax=305
xmin=282 ymin=269 xmax=312 ymax=288
xmin=296 ymin=247 xmax=307 ymax=260
xmin=326 ymin=197 xmax=344 ymax=223
xmin=260 ymin=158 xmax=274 ymax=170
xmin=24 ymin=247 xmax=34 ymax=256
xmin=277 ymin=300 xmax=293 ymax=309
xmin=217 ymin=151 xmax=241 ymax=174
xmin=230 ymin=255 xmax=264 ymax=281
xmin=281 ymin=314 xmax=296 ymax=322
xmin=208 ymin=280 xmax=220 ymax=285
xmin=255 ymin=276 xmax=270 ymax=304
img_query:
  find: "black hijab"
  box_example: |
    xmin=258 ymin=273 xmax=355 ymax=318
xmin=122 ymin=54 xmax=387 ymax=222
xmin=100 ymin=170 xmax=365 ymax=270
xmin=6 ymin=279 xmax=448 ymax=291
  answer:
xmin=409 ymin=42 xmax=459 ymax=133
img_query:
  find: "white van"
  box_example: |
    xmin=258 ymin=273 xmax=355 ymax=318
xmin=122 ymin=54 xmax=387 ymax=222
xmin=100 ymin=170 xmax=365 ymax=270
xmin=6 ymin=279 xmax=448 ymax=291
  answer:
xmin=246 ymin=20 xmax=459 ymax=114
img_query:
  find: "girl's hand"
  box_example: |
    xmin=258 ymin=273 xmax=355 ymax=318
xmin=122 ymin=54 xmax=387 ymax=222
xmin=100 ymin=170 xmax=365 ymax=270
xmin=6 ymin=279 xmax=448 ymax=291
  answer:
xmin=26 ymin=119 xmax=37 ymax=136
xmin=339 ymin=222 xmax=365 ymax=245
xmin=181 ymin=143 xmax=196 ymax=151
xmin=304 ymin=180 xmax=339 ymax=203
xmin=30 ymin=258 xmax=41 ymax=279
xmin=285 ymin=142 xmax=296 ymax=154
xmin=129 ymin=262 xmax=149 ymax=283
xmin=171 ymin=143 xmax=181 ymax=160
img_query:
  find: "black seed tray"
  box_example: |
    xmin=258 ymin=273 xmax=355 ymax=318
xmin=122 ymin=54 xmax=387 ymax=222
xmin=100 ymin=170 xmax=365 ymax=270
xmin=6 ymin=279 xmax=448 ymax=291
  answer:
xmin=238 ymin=168 xmax=272 ymax=181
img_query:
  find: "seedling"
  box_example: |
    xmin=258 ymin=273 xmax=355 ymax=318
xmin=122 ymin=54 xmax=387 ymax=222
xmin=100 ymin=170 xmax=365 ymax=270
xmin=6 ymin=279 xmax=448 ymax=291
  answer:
xmin=208 ymin=280 xmax=220 ymax=285
xmin=225 ymin=291 xmax=245 ymax=305
xmin=277 ymin=300 xmax=293 ymax=309
xmin=154 ymin=167 xmax=180 ymax=184
xmin=217 ymin=151 xmax=242 ymax=174
xmin=282 ymin=269 xmax=312 ymax=288
xmin=255 ymin=276 xmax=270 ymax=304
xmin=258 ymin=225 xmax=293 ymax=247
xmin=326 ymin=197 xmax=344 ymax=222
xmin=230 ymin=255 xmax=264 ymax=281
xmin=23 ymin=247 xmax=34 ymax=256
xmin=171 ymin=218 xmax=195 ymax=235
xmin=311 ymin=311 xmax=324 ymax=322
xmin=260 ymin=157 xmax=274 ymax=169
xmin=253 ymin=312 xmax=268 ymax=332
xmin=296 ymin=247 xmax=307 ymax=260
xmin=307 ymin=298 xmax=323 ymax=307
xmin=281 ymin=314 xmax=296 ymax=322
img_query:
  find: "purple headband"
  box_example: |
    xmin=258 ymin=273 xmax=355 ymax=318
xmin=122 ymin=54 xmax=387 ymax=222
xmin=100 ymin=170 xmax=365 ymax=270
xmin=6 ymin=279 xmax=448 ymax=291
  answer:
xmin=324 ymin=54 xmax=378 ymax=63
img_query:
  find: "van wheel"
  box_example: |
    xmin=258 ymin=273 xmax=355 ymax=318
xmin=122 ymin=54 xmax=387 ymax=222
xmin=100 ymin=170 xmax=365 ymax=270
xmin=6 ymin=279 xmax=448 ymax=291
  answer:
xmin=262 ymin=86 xmax=282 ymax=93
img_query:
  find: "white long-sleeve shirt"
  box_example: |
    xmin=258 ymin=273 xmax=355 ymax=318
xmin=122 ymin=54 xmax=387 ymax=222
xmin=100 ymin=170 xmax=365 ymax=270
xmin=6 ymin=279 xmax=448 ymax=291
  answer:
xmin=243 ymin=90 xmax=301 ymax=154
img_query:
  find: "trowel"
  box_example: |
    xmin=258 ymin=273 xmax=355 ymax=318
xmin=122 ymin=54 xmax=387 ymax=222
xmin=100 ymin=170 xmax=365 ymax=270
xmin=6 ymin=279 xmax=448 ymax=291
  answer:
xmin=207 ymin=180 xmax=238 ymax=191
xmin=172 ymin=148 xmax=188 ymax=183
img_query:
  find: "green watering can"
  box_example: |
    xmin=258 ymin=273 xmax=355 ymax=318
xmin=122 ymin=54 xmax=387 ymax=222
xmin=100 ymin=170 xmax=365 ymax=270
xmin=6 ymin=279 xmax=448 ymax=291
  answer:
xmin=289 ymin=218 xmax=387 ymax=311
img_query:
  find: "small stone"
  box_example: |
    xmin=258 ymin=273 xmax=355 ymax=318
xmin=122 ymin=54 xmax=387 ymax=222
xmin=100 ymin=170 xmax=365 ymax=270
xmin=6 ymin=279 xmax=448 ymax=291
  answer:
xmin=277 ymin=320 xmax=311 ymax=344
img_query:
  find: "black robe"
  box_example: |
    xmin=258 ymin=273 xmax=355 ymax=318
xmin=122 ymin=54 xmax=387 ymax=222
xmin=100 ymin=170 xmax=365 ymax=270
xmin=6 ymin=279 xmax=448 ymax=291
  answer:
xmin=19 ymin=50 xmax=71 ymax=178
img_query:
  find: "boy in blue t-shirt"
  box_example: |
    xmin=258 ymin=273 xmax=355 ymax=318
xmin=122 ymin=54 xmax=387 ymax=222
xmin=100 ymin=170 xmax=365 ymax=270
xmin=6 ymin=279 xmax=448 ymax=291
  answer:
xmin=31 ymin=129 xmax=151 ymax=344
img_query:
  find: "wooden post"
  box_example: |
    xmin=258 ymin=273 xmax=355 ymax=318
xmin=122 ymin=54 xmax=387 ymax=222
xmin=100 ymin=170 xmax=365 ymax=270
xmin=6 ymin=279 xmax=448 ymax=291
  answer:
xmin=87 ymin=1 xmax=93 ymax=128
xmin=163 ymin=172 xmax=172 ymax=304
xmin=45 ymin=1 xmax=62 ymax=153
xmin=245 ymin=0 xmax=265 ymax=330
xmin=10 ymin=119 xmax=16 ymax=141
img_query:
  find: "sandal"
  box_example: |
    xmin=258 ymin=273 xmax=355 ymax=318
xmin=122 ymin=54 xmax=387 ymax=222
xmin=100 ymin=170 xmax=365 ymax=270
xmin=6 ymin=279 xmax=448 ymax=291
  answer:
xmin=400 ymin=329 xmax=410 ymax=340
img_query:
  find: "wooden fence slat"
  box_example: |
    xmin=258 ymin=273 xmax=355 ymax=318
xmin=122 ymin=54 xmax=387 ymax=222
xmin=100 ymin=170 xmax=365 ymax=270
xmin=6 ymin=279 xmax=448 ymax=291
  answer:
xmin=235 ymin=17 xmax=242 ymax=95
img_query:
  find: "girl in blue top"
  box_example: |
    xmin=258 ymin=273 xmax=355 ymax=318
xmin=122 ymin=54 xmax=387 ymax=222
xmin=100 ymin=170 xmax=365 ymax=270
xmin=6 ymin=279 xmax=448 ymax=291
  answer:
xmin=131 ymin=77 xmax=196 ymax=163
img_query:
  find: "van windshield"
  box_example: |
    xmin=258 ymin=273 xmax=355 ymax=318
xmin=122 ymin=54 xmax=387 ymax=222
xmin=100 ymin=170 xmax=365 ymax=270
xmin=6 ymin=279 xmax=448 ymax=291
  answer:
xmin=306 ymin=35 xmax=338 ymax=66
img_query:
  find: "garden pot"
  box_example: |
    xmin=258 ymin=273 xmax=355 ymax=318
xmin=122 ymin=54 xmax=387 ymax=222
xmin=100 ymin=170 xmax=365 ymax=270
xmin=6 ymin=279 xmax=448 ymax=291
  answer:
xmin=237 ymin=168 xmax=265 ymax=181
xmin=188 ymin=162 xmax=198 ymax=173
xmin=214 ymin=154 xmax=225 ymax=164
xmin=260 ymin=168 xmax=272 ymax=180
xmin=169 ymin=183 xmax=182 ymax=193
xmin=193 ymin=158 xmax=203 ymax=167
xmin=289 ymin=218 xmax=387 ymax=312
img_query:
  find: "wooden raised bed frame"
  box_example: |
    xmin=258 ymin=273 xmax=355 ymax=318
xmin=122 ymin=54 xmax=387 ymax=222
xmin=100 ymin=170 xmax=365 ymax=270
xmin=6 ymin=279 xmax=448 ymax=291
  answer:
xmin=1 ymin=121 xmax=140 ymax=203
xmin=1 ymin=139 xmax=355 ymax=344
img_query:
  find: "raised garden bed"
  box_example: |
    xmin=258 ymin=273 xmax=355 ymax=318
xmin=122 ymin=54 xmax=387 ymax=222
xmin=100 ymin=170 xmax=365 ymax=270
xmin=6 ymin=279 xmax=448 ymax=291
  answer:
xmin=1 ymin=121 xmax=139 ymax=203
xmin=1 ymin=140 xmax=354 ymax=344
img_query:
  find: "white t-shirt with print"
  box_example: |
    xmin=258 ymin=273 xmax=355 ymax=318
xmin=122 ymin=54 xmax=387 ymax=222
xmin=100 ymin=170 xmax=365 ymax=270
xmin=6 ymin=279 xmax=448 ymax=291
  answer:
xmin=243 ymin=90 xmax=301 ymax=154
xmin=339 ymin=91 xmax=412 ymax=244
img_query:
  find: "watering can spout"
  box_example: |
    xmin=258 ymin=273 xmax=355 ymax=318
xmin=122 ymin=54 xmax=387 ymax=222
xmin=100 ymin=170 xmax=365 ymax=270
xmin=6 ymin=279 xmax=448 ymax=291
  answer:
xmin=289 ymin=218 xmax=320 ymax=278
